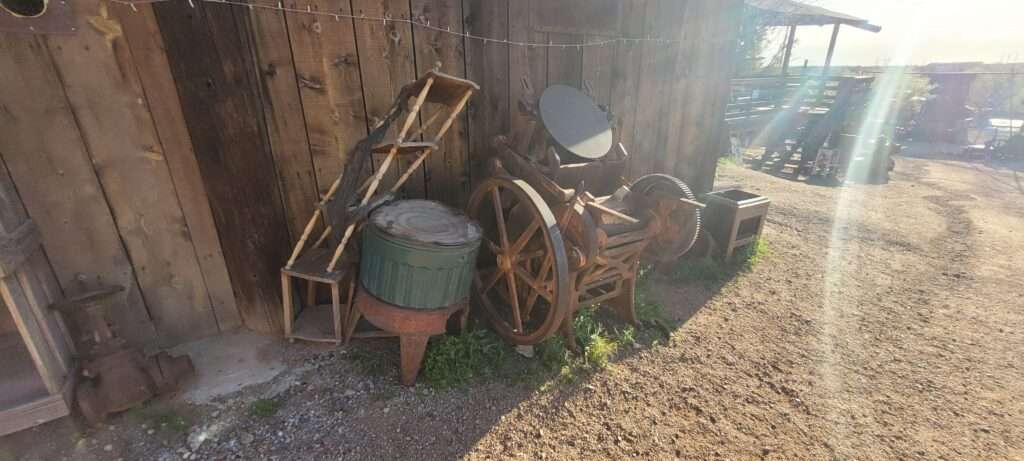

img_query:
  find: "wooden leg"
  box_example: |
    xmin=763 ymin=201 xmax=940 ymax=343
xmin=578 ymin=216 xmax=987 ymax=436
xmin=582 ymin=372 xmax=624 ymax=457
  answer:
xmin=458 ymin=303 xmax=470 ymax=332
xmin=344 ymin=286 xmax=362 ymax=345
xmin=307 ymin=279 xmax=317 ymax=307
xmin=609 ymin=277 xmax=639 ymax=325
xmin=561 ymin=317 xmax=577 ymax=353
xmin=331 ymin=282 xmax=342 ymax=343
xmin=342 ymin=276 xmax=356 ymax=343
xmin=281 ymin=272 xmax=293 ymax=342
xmin=398 ymin=335 xmax=430 ymax=386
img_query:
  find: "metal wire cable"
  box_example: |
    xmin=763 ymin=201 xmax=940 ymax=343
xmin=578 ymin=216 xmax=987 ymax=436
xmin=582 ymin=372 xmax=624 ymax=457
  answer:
xmin=108 ymin=0 xmax=685 ymax=48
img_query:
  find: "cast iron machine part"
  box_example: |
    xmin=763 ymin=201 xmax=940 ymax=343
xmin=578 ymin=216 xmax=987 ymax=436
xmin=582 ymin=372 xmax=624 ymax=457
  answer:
xmin=468 ymin=84 xmax=703 ymax=348
xmin=52 ymin=285 xmax=195 ymax=425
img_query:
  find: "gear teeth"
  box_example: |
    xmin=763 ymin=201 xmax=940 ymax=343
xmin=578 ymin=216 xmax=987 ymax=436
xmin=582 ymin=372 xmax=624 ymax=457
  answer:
xmin=629 ymin=173 xmax=702 ymax=259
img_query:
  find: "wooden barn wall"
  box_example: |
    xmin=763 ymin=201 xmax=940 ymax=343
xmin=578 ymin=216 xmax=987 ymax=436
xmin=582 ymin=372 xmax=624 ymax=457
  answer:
xmin=0 ymin=0 xmax=742 ymax=346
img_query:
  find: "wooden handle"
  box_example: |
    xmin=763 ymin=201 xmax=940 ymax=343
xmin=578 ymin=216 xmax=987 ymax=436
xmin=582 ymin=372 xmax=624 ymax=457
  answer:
xmin=678 ymin=197 xmax=706 ymax=209
xmin=586 ymin=202 xmax=640 ymax=224
xmin=285 ymin=208 xmax=321 ymax=269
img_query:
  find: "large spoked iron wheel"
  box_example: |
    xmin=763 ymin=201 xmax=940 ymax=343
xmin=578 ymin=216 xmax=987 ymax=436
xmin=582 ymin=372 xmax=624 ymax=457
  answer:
xmin=629 ymin=174 xmax=702 ymax=264
xmin=467 ymin=177 xmax=571 ymax=345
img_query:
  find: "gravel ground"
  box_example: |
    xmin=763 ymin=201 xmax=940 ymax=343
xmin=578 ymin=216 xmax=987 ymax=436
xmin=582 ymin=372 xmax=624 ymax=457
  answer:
xmin=2 ymin=156 xmax=1022 ymax=460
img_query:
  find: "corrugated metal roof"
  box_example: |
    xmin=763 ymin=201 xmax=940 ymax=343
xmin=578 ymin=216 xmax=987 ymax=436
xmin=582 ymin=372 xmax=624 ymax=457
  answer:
xmin=747 ymin=0 xmax=882 ymax=32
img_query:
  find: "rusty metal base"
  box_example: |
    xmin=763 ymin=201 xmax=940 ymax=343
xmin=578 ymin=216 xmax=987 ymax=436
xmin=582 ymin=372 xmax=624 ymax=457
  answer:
xmin=76 ymin=350 xmax=194 ymax=425
xmin=353 ymin=285 xmax=466 ymax=386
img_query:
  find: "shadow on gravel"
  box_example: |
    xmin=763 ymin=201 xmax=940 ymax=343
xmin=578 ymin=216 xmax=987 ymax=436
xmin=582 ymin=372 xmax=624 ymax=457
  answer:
xmin=369 ymin=238 xmax=771 ymax=458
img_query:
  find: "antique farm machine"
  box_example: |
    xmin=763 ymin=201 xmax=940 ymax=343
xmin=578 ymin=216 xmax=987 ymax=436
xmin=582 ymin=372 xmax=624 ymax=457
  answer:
xmin=468 ymin=84 xmax=704 ymax=348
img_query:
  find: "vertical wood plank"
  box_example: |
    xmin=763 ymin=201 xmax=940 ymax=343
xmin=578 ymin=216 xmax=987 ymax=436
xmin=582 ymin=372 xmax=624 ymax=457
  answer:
xmin=15 ymin=255 xmax=71 ymax=373
xmin=0 ymin=148 xmax=74 ymax=359
xmin=463 ymin=0 xmax=509 ymax=187
xmin=247 ymin=6 xmax=323 ymax=242
xmin=630 ymin=0 xmax=687 ymax=177
xmin=285 ymin=0 xmax=369 ymax=197
xmin=411 ymin=0 xmax=471 ymax=207
xmin=0 ymin=275 xmax=64 ymax=394
xmin=547 ymin=32 xmax=583 ymax=89
xmin=0 ymin=37 xmax=158 ymax=346
xmin=609 ymin=0 xmax=647 ymax=176
xmin=351 ymin=0 xmax=422 ymax=197
xmin=695 ymin=0 xmax=744 ymax=193
xmin=581 ymin=37 xmax=614 ymax=108
xmin=26 ymin=250 xmax=75 ymax=356
xmin=662 ymin=0 xmax=703 ymax=182
xmin=153 ymin=0 xmax=291 ymax=334
xmin=47 ymin=0 xmax=219 ymax=345
xmin=0 ymin=153 xmax=28 ymax=233
xmin=508 ymin=0 xmax=546 ymax=139
xmin=113 ymin=2 xmax=241 ymax=332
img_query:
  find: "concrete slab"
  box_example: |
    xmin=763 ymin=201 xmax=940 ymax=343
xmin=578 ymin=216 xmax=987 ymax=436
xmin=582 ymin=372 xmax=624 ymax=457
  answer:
xmin=169 ymin=331 xmax=287 ymax=404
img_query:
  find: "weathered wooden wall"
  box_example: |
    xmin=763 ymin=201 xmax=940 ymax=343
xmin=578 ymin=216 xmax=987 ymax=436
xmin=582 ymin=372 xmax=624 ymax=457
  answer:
xmin=0 ymin=0 xmax=742 ymax=347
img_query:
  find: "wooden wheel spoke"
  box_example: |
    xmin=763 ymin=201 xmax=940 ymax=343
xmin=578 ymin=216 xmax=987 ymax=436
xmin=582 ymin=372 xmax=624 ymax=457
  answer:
xmin=480 ymin=268 xmax=503 ymax=295
xmin=509 ymin=219 xmax=541 ymax=255
xmin=504 ymin=272 xmax=523 ymax=332
xmin=491 ymin=188 xmax=511 ymax=250
xmin=514 ymin=249 xmax=546 ymax=263
xmin=483 ymin=238 xmax=502 ymax=255
xmin=522 ymin=256 xmax=553 ymax=318
xmin=514 ymin=265 xmax=553 ymax=304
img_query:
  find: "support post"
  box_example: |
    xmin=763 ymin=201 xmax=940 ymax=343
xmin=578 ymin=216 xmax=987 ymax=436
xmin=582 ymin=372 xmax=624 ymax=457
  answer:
xmin=823 ymin=23 xmax=841 ymax=74
xmin=781 ymin=25 xmax=797 ymax=77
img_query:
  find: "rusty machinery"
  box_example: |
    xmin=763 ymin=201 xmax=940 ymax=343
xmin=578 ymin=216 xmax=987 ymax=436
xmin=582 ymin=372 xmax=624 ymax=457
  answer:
xmin=468 ymin=84 xmax=703 ymax=348
xmin=53 ymin=286 xmax=194 ymax=425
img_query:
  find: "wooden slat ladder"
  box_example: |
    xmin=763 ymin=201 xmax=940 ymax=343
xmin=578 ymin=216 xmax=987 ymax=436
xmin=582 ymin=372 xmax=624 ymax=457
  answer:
xmin=280 ymin=71 xmax=478 ymax=344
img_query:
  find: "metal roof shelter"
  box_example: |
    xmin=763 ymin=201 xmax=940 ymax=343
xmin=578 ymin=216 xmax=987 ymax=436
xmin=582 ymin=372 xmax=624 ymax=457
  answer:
xmin=746 ymin=0 xmax=882 ymax=75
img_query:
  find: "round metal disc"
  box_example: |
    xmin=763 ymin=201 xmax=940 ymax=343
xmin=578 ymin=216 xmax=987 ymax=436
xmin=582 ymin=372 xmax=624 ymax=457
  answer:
xmin=370 ymin=199 xmax=481 ymax=247
xmin=539 ymin=85 xmax=613 ymax=160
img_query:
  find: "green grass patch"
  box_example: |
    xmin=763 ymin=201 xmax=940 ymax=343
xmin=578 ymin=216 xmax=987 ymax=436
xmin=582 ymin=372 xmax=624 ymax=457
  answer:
xmin=573 ymin=308 xmax=618 ymax=370
xmin=738 ymin=237 xmax=770 ymax=271
xmin=717 ymin=156 xmax=738 ymax=167
xmin=422 ymin=329 xmax=509 ymax=388
xmin=131 ymin=404 xmax=190 ymax=433
xmin=347 ymin=349 xmax=384 ymax=376
xmin=250 ymin=398 xmax=282 ymax=418
xmin=673 ymin=238 xmax=770 ymax=286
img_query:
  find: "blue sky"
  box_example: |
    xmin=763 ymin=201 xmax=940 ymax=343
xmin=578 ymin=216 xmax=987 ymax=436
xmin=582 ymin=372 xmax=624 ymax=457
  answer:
xmin=782 ymin=0 xmax=1024 ymax=66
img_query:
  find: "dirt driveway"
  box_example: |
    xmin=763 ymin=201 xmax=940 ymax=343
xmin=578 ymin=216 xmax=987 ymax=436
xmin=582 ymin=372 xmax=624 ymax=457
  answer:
xmin=2 ymin=157 xmax=1022 ymax=460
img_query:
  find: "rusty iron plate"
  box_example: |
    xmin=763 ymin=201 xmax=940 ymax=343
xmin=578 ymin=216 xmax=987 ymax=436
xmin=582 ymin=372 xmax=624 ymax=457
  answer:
xmin=0 ymin=0 xmax=76 ymax=34
xmin=539 ymin=84 xmax=613 ymax=160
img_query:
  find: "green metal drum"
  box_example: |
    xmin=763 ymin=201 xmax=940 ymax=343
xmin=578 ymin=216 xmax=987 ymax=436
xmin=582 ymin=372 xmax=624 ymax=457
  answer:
xmin=360 ymin=200 xmax=482 ymax=309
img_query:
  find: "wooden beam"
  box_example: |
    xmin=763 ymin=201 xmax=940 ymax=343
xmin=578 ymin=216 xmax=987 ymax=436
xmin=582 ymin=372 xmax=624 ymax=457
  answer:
xmin=351 ymin=0 xmax=421 ymax=197
xmin=47 ymin=0 xmax=220 ymax=345
xmin=781 ymin=25 xmax=796 ymax=77
xmin=285 ymin=0 xmax=369 ymax=198
xmin=113 ymin=2 xmax=242 ymax=332
xmin=463 ymin=0 xmax=509 ymax=189
xmin=608 ymin=0 xmax=646 ymax=178
xmin=153 ymin=0 xmax=291 ymax=334
xmin=247 ymin=4 xmax=322 ymax=244
xmin=0 ymin=37 xmax=158 ymax=346
xmin=823 ymin=23 xmax=841 ymax=73
xmin=412 ymin=0 xmax=471 ymax=207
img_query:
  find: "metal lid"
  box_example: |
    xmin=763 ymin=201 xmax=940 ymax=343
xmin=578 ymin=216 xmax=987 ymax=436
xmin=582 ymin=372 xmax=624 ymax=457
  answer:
xmin=539 ymin=84 xmax=613 ymax=160
xmin=369 ymin=200 xmax=482 ymax=247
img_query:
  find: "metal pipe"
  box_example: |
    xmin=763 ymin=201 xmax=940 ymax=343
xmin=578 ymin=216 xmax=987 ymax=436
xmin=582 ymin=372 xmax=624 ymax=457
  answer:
xmin=781 ymin=25 xmax=797 ymax=77
xmin=823 ymin=23 xmax=841 ymax=73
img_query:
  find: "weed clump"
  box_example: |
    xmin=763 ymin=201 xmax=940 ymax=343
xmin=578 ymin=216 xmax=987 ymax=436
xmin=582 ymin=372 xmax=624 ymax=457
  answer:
xmin=673 ymin=237 xmax=770 ymax=285
xmin=423 ymin=329 xmax=508 ymax=388
xmin=130 ymin=403 xmax=190 ymax=433
xmin=251 ymin=398 xmax=282 ymax=417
